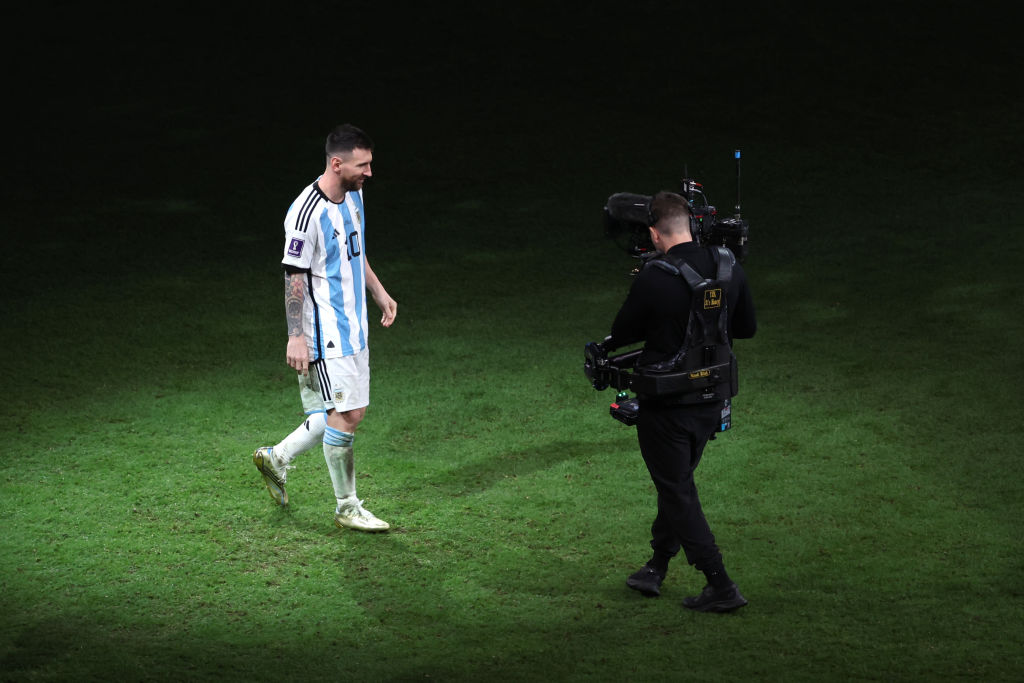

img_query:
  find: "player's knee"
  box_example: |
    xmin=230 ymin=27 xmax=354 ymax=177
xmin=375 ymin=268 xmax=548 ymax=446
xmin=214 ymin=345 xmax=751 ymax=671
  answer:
xmin=328 ymin=407 xmax=365 ymax=432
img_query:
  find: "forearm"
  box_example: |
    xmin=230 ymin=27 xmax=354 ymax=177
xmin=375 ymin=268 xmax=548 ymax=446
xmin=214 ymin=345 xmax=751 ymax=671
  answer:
xmin=285 ymin=272 xmax=306 ymax=337
xmin=363 ymin=258 xmax=397 ymax=327
xmin=364 ymin=258 xmax=386 ymax=298
xmin=607 ymin=294 xmax=646 ymax=350
xmin=607 ymin=318 xmax=643 ymax=351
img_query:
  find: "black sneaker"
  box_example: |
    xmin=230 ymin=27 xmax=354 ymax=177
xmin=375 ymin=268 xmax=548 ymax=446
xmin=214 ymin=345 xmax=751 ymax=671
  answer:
xmin=626 ymin=565 xmax=665 ymax=597
xmin=682 ymin=583 xmax=748 ymax=612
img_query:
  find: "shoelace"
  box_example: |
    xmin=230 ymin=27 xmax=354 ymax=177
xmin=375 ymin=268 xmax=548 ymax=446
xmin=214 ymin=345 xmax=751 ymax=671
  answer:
xmin=268 ymin=456 xmax=292 ymax=477
xmin=338 ymin=499 xmax=368 ymax=517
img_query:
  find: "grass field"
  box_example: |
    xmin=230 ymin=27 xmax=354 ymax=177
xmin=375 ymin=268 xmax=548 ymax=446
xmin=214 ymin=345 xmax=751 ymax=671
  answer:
xmin=3 ymin=4 xmax=1023 ymax=681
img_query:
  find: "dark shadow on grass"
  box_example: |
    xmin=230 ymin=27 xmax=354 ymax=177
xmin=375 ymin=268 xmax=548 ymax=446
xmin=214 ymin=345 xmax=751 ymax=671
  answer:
xmin=0 ymin=578 xmax=683 ymax=681
xmin=0 ymin=584 xmax=729 ymax=681
xmin=422 ymin=438 xmax=631 ymax=497
xmin=0 ymin=619 xmax=79 ymax=676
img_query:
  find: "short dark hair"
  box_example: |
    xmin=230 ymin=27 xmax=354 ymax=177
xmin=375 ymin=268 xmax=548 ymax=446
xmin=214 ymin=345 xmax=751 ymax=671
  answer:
xmin=650 ymin=191 xmax=693 ymax=235
xmin=325 ymin=124 xmax=374 ymax=160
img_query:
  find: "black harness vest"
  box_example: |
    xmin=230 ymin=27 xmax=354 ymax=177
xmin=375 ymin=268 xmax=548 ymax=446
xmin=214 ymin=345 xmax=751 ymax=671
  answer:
xmin=629 ymin=246 xmax=739 ymax=403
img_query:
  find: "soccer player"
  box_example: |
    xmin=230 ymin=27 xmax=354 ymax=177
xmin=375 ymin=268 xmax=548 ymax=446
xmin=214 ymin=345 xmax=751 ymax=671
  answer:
xmin=253 ymin=124 xmax=397 ymax=533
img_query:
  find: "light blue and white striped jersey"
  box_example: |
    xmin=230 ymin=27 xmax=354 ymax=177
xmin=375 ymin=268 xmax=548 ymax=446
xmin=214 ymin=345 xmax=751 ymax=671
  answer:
xmin=281 ymin=181 xmax=368 ymax=360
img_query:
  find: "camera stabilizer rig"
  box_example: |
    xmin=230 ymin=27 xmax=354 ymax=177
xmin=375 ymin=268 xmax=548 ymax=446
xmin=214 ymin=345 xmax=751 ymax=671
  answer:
xmin=585 ymin=150 xmax=750 ymax=430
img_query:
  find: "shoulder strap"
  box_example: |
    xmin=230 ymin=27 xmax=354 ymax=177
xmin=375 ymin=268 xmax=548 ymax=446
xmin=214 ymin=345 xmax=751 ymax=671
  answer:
xmin=647 ymin=254 xmax=706 ymax=290
xmin=648 ymin=249 xmax=734 ymax=287
xmin=713 ymin=246 xmax=734 ymax=284
xmin=646 ymin=255 xmax=681 ymax=276
xmin=678 ymin=263 xmax=706 ymax=290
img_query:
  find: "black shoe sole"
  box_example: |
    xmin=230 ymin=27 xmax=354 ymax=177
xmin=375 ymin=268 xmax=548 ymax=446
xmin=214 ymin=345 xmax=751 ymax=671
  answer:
xmin=683 ymin=596 xmax=748 ymax=612
xmin=626 ymin=579 xmax=661 ymax=597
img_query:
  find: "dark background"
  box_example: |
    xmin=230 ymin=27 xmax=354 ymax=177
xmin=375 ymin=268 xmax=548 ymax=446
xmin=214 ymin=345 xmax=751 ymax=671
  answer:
xmin=9 ymin=2 xmax=1019 ymax=249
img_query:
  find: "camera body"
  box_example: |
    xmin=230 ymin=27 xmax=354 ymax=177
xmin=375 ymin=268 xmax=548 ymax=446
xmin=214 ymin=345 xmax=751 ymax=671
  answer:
xmin=603 ymin=180 xmax=749 ymax=266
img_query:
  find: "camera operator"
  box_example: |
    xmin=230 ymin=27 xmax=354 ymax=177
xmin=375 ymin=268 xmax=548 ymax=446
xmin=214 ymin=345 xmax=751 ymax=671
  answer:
xmin=604 ymin=191 xmax=756 ymax=612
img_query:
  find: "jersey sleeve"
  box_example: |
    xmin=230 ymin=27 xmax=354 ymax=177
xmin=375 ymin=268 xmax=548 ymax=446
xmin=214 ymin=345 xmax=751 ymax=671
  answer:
xmin=281 ymin=193 xmax=321 ymax=271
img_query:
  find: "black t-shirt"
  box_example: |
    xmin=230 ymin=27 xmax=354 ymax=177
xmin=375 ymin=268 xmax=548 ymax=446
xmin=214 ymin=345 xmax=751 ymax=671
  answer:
xmin=607 ymin=242 xmax=757 ymax=367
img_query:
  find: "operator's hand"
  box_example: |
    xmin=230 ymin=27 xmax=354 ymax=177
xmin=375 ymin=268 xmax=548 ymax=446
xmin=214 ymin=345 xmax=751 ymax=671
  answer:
xmin=374 ymin=291 xmax=398 ymax=328
xmin=286 ymin=334 xmax=309 ymax=375
xmin=585 ymin=341 xmax=607 ymax=363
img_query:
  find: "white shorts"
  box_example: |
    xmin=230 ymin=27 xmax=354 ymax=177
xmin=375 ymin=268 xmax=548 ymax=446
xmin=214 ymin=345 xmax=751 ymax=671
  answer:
xmin=298 ymin=348 xmax=370 ymax=414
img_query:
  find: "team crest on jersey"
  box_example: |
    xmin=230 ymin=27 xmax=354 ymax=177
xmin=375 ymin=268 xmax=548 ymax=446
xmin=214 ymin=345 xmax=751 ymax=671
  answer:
xmin=287 ymin=237 xmax=305 ymax=257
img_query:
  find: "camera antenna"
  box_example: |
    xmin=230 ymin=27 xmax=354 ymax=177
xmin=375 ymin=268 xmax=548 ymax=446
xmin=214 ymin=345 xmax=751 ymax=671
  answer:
xmin=733 ymin=149 xmax=742 ymax=219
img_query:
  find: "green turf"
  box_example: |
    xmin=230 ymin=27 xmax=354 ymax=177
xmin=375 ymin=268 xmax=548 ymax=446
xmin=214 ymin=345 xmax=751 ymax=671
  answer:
xmin=3 ymin=5 xmax=1023 ymax=681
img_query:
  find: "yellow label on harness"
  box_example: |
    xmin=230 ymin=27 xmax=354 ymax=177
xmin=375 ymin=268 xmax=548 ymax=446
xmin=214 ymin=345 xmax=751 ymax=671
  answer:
xmin=704 ymin=288 xmax=722 ymax=309
xmin=689 ymin=369 xmax=711 ymax=379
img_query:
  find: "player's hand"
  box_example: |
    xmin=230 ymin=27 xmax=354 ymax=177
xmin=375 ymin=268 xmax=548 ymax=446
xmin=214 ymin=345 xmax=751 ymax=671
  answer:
xmin=286 ymin=335 xmax=309 ymax=374
xmin=374 ymin=292 xmax=397 ymax=328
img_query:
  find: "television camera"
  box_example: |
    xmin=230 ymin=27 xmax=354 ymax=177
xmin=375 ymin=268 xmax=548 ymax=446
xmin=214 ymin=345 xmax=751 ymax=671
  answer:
xmin=603 ymin=150 xmax=749 ymax=266
xmin=585 ymin=150 xmax=750 ymax=430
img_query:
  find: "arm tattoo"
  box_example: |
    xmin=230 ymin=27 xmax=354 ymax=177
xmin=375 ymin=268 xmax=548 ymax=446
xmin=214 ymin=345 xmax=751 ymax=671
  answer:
xmin=285 ymin=273 xmax=305 ymax=336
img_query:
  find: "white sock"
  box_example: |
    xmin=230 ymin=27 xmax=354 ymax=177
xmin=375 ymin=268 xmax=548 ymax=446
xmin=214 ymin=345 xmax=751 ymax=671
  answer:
xmin=323 ymin=427 xmax=356 ymax=507
xmin=274 ymin=411 xmax=326 ymax=466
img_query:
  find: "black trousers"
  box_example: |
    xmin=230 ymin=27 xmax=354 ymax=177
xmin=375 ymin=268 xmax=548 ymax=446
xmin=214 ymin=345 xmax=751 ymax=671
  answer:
xmin=636 ymin=400 xmax=723 ymax=570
